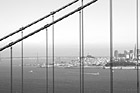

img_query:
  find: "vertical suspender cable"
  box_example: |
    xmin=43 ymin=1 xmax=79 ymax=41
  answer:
xmin=79 ymin=10 xmax=82 ymax=93
xmin=52 ymin=14 xmax=55 ymax=93
xmin=0 ymin=0 xmax=79 ymax=42
xmin=79 ymin=0 xmax=84 ymax=93
xmin=110 ymin=0 xmax=113 ymax=93
xmin=10 ymin=46 xmax=13 ymax=93
xmin=21 ymin=31 xmax=24 ymax=93
xmin=0 ymin=53 xmax=1 ymax=62
xmin=136 ymin=0 xmax=139 ymax=93
xmin=46 ymin=28 xmax=48 ymax=93
xmin=81 ymin=0 xmax=84 ymax=93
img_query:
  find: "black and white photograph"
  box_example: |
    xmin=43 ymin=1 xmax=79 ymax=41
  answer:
xmin=0 ymin=0 xmax=140 ymax=93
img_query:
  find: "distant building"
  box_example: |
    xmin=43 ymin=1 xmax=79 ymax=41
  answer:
xmin=124 ymin=50 xmax=128 ymax=55
xmin=114 ymin=50 xmax=118 ymax=59
xmin=118 ymin=53 xmax=126 ymax=58
xmin=86 ymin=55 xmax=95 ymax=58
xmin=133 ymin=45 xmax=140 ymax=59
xmin=129 ymin=50 xmax=133 ymax=60
xmin=130 ymin=50 xmax=133 ymax=53
xmin=126 ymin=54 xmax=130 ymax=59
xmin=124 ymin=50 xmax=129 ymax=59
xmin=133 ymin=45 xmax=138 ymax=59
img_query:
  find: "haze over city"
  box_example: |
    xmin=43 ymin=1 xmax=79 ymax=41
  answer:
xmin=0 ymin=0 xmax=139 ymax=57
xmin=0 ymin=0 xmax=140 ymax=93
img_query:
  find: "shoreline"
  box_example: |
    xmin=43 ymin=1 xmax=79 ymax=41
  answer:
xmin=103 ymin=66 xmax=137 ymax=70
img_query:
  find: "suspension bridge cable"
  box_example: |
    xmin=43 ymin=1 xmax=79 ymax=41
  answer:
xmin=46 ymin=28 xmax=48 ymax=93
xmin=136 ymin=0 xmax=139 ymax=93
xmin=0 ymin=0 xmax=98 ymax=52
xmin=21 ymin=31 xmax=24 ymax=93
xmin=0 ymin=0 xmax=79 ymax=42
xmin=81 ymin=0 xmax=84 ymax=93
xmin=110 ymin=0 xmax=113 ymax=93
xmin=79 ymin=10 xmax=82 ymax=93
xmin=52 ymin=14 xmax=55 ymax=93
xmin=10 ymin=46 xmax=13 ymax=93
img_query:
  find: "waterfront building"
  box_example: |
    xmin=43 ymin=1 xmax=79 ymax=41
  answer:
xmin=129 ymin=50 xmax=134 ymax=60
xmin=114 ymin=50 xmax=118 ymax=59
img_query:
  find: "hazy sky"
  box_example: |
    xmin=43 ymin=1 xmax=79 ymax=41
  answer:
xmin=0 ymin=0 xmax=139 ymax=56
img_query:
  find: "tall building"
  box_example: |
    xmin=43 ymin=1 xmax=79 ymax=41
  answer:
xmin=114 ymin=50 xmax=118 ymax=59
xmin=124 ymin=50 xmax=128 ymax=55
xmin=124 ymin=50 xmax=129 ymax=59
xmin=129 ymin=50 xmax=133 ymax=60
xmin=134 ymin=44 xmax=137 ymax=59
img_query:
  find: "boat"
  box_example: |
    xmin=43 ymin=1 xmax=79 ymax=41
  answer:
xmin=29 ymin=70 xmax=33 ymax=73
xmin=64 ymin=65 xmax=78 ymax=69
xmin=39 ymin=63 xmax=52 ymax=68
xmin=85 ymin=72 xmax=99 ymax=75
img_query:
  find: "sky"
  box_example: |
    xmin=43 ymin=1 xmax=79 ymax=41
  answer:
xmin=0 ymin=0 xmax=139 ymax=57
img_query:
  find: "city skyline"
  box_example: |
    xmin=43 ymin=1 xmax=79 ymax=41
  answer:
xmin=0 ymin=1 xmax=139 ymax=93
